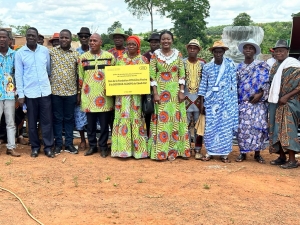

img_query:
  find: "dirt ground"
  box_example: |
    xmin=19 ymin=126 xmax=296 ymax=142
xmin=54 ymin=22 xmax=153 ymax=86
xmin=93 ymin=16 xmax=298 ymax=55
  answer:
xmin=0 ymin=138 xmax=300 ymax=225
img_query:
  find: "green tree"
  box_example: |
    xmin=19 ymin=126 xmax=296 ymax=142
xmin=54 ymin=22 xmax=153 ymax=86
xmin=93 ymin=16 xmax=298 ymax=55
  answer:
xmin=9 ymin=24 xmax=31 ymax=36
xmin=125 ymin=0 xmax=164 ymax=32
xmin=162 ymin=0 xmax=210 ymax=47
xmin=125 ymin=27 xmax=133 ymax=36
xmin=0 ymin=20 xmax=4 ymax=27
xmin=292 ymin=12 xmax=300 ymax=17
xmin=107 ymin=21 xmax=123 ymax=34
xmin=232 ymin=12 xmax=253 ymax=26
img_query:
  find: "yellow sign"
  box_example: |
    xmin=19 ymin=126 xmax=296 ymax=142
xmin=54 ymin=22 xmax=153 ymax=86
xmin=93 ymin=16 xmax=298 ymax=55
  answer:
xmin=105 ymin=64 xmax=150 ymax=96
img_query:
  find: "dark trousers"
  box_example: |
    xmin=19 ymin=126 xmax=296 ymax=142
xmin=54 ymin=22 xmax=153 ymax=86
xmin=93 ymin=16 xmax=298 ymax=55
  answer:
xmin=86 ymin=111 xmax=111 ymax=149
xmin=27 ymin=95 xmax=54 ymax=152
xmin=52 ymin=94 xmax=77 ymax=147
xmin=144 ymin=113 xmax=151 ymax=137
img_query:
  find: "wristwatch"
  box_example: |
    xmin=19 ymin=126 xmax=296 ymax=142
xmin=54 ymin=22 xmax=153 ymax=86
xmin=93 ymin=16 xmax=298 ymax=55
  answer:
xmin=179 ymin=90 xmax=184 ymax=93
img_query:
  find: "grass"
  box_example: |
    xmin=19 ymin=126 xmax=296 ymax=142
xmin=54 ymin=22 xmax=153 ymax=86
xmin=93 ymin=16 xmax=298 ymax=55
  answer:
xmin=113 ymin=183 xmax=118 ymax=187
xmin=137 ymin=178 xmax=144 ymax=183
xmin=73 ymin=176 xmax=78 ymax=187
xmin=203 ymin=183 xmax=210 ymax=189
xmin=5 ymin=158 xmax=12 ymax=166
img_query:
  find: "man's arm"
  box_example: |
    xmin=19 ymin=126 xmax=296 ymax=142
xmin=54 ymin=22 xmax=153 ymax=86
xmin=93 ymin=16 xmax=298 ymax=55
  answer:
xmin=15 ymin=51 xmax=25 ymax=99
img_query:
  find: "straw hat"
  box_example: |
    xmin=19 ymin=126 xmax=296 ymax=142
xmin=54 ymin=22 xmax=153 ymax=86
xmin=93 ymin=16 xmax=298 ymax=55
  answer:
xmin=209 ymin=40 xmax=229 ymax=52
xmin=238 ymin=38 xmax=261 ymax=55
xmin=109 ymin=28 xmax=129 ymax=40
xmin=186 ymin=39 xmax=202 ymax=50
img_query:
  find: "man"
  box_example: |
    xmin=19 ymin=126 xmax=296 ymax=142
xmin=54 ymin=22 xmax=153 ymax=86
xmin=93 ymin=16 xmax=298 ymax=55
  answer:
xmin=266 ymin=48 xmax=276 ymax=68
xmin=74 ymin=27 xmax=91 ymax=151
xmin=78 ymin=33 xmax=115 ymax=157
xmin=37 ymin=34 xmax=44 ymax=45
xmin=183 ymin=39 xmax=205 ymax=160
xmin=268 ymin=39 xmax=300 ymax=169
xmin=15 ymin=27 xmax=54 ymax=158
xmin=142 ymin=33 xmax=160 ymax=137
xmin=143 ymin=33 xmax=160 ymax=61
xmin=49 ymin=33 xmax=59 ymax=47
xmin=108 ymin=28 xmax=128 ymax=59
xmin=198 ymin=40 xmax=238 ymax=163
xmin=0 ymin=29 xmax=20 ymax=157
xmin=236 ymin=39 xmax=270 ymax=163
xmin=50 ymin=29 xmax=80 ymax=155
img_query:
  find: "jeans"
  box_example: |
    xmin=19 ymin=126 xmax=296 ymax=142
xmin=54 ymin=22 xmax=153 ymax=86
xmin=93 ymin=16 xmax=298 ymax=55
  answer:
xmin=86 ymin=111 xmax=111 ymax=148
xmin=27 ymin=95 xmax=54 ymax=152
xmin=0 ymin=100 xmax=16 ymax=149
xmin=52 ymin=94 xmax=77 ymax=147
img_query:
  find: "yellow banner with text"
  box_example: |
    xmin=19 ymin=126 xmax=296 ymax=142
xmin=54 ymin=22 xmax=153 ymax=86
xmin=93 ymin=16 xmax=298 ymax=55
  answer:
xmin=105 ymin=64 xmax=150 ymax=96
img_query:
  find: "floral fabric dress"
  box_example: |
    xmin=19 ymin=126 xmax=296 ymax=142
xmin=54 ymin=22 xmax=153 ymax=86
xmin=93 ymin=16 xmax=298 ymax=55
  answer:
xmin=111 ymin=54 xmax=149 ymax=158
xmin=237 ymin=60 xmax=270 ymax=153
xmin=148 ymin=49 xmax=190 ymax=160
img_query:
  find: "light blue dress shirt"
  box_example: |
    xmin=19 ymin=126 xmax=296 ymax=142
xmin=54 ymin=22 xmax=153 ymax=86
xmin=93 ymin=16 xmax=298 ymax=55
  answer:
xmin=15 ymin=44 xmax=51 ymax=98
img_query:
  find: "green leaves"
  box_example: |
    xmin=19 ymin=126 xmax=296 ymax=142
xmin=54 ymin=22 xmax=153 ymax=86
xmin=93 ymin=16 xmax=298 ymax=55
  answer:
xmin=232 ymin=13 xmax=253 ymax=26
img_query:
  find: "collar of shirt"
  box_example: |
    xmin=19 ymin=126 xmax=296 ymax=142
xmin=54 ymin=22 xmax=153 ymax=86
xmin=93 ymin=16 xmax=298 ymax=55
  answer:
xmin=0 ymin=47 xmax=14 ymax=57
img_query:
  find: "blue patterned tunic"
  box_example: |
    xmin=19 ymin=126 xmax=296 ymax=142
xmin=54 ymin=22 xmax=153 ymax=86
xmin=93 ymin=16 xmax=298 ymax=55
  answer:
xmin=198 ymin=58 xmax=238 ymax=155
xmin=237 ymin=60 xmax=270 ymax=153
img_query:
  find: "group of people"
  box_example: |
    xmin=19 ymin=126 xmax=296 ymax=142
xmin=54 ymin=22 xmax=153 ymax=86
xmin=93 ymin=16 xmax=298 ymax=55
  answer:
xmin=0 ymin=26 xmax=300 ymax=169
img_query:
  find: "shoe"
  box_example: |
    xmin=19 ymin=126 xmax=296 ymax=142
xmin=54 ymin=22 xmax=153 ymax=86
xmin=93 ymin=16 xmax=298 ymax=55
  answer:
xmin=280 ymin=160 xmax=298 ymax=169
xmin=31 ymin=149 xmax=40 ymax=158
xmin=65 ymin=145 xmax=78 ymax=154
xmin=84 ymin=147 xmax=98 ymax=156
xmin=6 ymin=149 xmax=21 ymax=157
xmin=235 ymin=153 xmax=246 ymax=162
xmin=220 ymin=156 xmax=231 ymax=163
xmin=54 ymin=146 xmax=62 ymax=155
xmin=44 ymin=150 xmax=54 ymax=158
xmin=195 ymin=152 xmax=203 ymax=160
xmin=100 ymin=148 xmax=108 ymax=158
xmin=270 ymin=157 xmax=286 ymax=165
xmin=17 ymin=137 xmax=28 ymax=145
xmin=254 ymin=154 xmax=266 ymax=164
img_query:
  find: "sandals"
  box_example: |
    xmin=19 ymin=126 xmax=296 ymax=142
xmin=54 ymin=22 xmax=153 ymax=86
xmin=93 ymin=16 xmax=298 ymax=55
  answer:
xmin=220 ymin=156 xmax=231 ymax=163
xmin=280 ymin=160 xmax=298 ymax=169
xmin=195 ymin=152 xmax=203 ymax=160
xmin=254 ymin=154 xmax=266 ymax=164
xmin=270 ymin=157 xmax=286 ymax=165
xmin=235 ymin=153 xmax=246 ymax=162
xmin=200 ymin=154 xmax=212 ymax=161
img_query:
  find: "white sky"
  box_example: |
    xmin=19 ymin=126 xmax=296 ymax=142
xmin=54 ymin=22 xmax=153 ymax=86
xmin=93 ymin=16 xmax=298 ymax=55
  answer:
xmin=0 ymin=0 xmax=298 ymax=35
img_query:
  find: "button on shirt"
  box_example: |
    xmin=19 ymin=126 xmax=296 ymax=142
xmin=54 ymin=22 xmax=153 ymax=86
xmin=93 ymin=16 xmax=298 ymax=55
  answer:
xmin=15 ymin=44 xmax=51 ymax=98
xmin=0 ymin=48 xmax=16 ymax=100
xmin=50 ymin=46 xmax=80 ymax=96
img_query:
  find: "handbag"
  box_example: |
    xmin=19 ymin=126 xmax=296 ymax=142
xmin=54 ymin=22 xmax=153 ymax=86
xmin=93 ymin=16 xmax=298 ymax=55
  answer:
xmin=142 ymin=94 xmax=154 ymax=114
xmin=195 ymin=114 xmax=205 ymax=136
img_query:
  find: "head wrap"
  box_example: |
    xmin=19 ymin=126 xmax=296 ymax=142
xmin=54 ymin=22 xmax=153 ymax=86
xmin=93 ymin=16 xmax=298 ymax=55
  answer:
xmin=127 ymin=35 xmax=141 ymax=54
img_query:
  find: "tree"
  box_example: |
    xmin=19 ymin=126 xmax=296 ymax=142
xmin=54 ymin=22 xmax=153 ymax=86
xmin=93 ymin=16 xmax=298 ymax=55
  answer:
xmin=292 ymin=12 xmax=300 ymax=17
xmin=10 ymin=24 xmax=31 ymax=36
xmin=0 ymin=20 xmax=4 ymax=27
xmin=125 ymin=27 xmax=133 ymax=36
xmin=232 ymin=13 xmax=253 ymax=26
xmin=125 ymin=0 xmax=164 ymax=32
xmin=107 ymin=21 xmax=123 ymax=34
xmin=162 ymin=0 xmax=210 ymax=47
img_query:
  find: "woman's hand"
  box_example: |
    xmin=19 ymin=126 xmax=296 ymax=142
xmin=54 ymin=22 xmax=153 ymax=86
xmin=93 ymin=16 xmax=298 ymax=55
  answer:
xmin=153 ymin=93 xmax=161 ymax=104
xmin=278 ymin=95 xmax=289 ymax=106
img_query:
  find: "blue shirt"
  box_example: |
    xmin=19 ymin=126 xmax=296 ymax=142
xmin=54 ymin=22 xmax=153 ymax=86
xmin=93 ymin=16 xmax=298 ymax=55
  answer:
xmin=15 ymin=44 xmax=51 ymax=98
xmin=0 ymin=48 xmax=16 ymax=100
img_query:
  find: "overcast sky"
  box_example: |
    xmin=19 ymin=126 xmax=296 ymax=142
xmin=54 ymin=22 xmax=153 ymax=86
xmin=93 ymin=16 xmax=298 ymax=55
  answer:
xmin=0 ymin=0 xmax=298 ymax=36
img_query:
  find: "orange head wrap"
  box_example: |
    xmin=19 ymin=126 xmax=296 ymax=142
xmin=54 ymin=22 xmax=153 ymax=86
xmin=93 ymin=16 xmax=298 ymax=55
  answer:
xmin=127 ymin=35 xmax=141 ymax=54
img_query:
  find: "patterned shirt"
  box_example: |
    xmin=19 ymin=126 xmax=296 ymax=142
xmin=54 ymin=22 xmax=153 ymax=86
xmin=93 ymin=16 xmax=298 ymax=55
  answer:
xmin=0 ymin=48 xmax=16 ymax=100
xmin=50 ymin=46 xmax=80 ymax=96
xmin=15 ymin=44 xmax=51 ymax=98
xmin=78 ymin=50 xmax=116 ymax=112
xmin=108 ymin=47 xmax=127 ymax=59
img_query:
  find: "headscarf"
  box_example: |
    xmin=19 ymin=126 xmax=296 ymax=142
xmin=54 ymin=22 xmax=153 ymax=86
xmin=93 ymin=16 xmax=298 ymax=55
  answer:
xmin=127 ymin=35 xmax=141 ymax=54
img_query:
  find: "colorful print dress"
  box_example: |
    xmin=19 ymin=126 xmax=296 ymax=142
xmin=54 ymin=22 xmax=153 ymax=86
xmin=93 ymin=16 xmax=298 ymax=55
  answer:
xmin=111 ymin=54 xmax=149 ymax=158
xmin=148 ymin=49 xmax=190 ymax=160
xmin=237 ymin=60 xmax=270 ymax=153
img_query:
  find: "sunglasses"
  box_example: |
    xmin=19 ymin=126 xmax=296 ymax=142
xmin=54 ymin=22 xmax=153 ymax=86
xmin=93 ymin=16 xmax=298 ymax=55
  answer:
xmin=79 ymin=35 xmax=90 ymax=39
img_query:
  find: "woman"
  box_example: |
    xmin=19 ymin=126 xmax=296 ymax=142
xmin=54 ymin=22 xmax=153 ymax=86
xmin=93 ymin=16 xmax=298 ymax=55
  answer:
xmin=111 ymin=36 xmax=149 ymax=159
xmin=148 ymin=30 xmax=190 ymax=161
